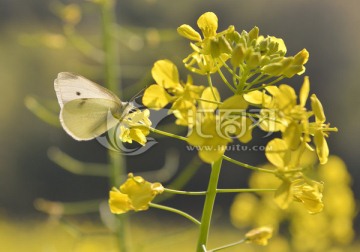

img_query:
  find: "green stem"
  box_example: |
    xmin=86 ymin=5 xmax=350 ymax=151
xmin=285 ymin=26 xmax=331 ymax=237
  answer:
xmin=207 ymin=239 xmax=246 ymax=252
xmin=150 ymin=127 xmax=188 ymax=142
xmin=207 ymin=74 xmax=218 ymax=101
xmin=149 ymin=203 xmax=201 ymax=225
xmin=196 ymin=158 xmax=223 ymax=252
xmin=109 ymin=150 xmax=129 ymax=251
xmin=24 ymin=96 xmax=61 ymax=127
xmin=164 ymin=188 xmax=275 ymax=195
xmin=223 ymin=155 xmax=275 ymax=174
xmin=219 ymin=58 xmax=241 ymax=81
xmin=247 ymin=75 xmax=273 ymax=87
xmin=246 ymin=76 xmax=284 ymax=92
xmin=156 ymin=156 xmax=202 ymax=202
xmin=164 ymin=188 xmax=207 ymax=195
xmin=102 ymin=0 xmax=119 ymax=94
xmin=216 ymin=188 xmax=276 ymax=193
xmin=237 ymin=65 xmax=249 ymax=93
xmin=217 ymin=68 xmax=237 ymax=93
xmin=197 ymin=98 xmax=222 ymax=105
xmin=101 ymin=1 xmax=129 ymax=251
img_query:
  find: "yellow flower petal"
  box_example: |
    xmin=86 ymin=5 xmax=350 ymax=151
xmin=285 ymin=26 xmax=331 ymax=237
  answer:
xmin=310 ymin=94 xmax=326 ymax=123
xmin=187 ymin=114 xmax=231 ymax=163
xmin=172 ymin=107 xmax=195 ymax=126
xmin=198 ymin=147 xmax=225 ymax=164
xmin=216 ymin=96 xmax=252 ymax=143
xmin=197 ymin=12 xmax=218 ymax=38
xmin=142 ymin=84 xmax=173 ymax=109
xmin=274 ymin=180 xmax=293 ymax=209
xmin=269 ymin=36 xmax=287 ymax=54
xmin=237 ymin=117 xmax=253 ymax=143
xmin=299 ymin=76 xmax=310 ymax=107
xmin=120 ymin=173 xmax=164 ymax=211
xmin=171 ymin=82 xmax=204 ymax=112
xmin=282 ymin=122 xmax=301 ymax=150
xmin=129 ymin=127 xmax=149 ymax=146
xmin=220 ymin=95 xmax=248 ymax=110
xmin=265 ymin=138 xmax=291 ymax=168
xmin=258 ymin=109 xmax=287 ymax=132
xmin=151 ymin=59 xmax=180 ymax=89
xmin=119 ymin=126 xmax=132 ymax=143
xmin=199 ymin=86 xmax=220 ymax=111
xmin=177 ymin=24 xmax=202 ymax=41
xmin=109 ymin=188 xmax=133 ymax=214
xmin=293 ymin=48 xmax=309 ymax=65
xmin=277 ymin=85 xmax=297 ymax=110
xmin=183 ymin=82 xmax=205 ymax=100
xmin=314 ymin=130 xmax=329 ymax=164
xmin=172 ymin=98 xmax=194 ymax=111
xmin=292 ymin=179 xmax=324 ymax=214
xmin=243 ymin=90 xmax=271 ymax=106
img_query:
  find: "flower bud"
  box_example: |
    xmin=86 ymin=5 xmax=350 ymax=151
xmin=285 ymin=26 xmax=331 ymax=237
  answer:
xmin=247 ymin=51 xmax=261 ymax=69
xmin=248 ymin=26 xmax=259 ymax=42
xmin=231 ymin=44 xmax=246 ymax=67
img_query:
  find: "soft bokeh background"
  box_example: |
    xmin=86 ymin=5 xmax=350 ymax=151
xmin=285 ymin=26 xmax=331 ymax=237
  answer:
xmin=0 ymin=0 xmax=359 ymax=251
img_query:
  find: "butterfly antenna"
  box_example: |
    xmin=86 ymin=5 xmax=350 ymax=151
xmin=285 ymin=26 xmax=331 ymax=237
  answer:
xmin=128 ymin=86 xmax=148 ymax=104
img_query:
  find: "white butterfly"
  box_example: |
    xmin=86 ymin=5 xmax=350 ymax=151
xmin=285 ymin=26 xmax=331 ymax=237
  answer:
xmin=54 ymin=72 xmax=129 ymax=141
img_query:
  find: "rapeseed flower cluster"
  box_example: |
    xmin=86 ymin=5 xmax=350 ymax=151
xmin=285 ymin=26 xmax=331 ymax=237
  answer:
xmin=141 ymin=12 xmax=336 ymax=167
xmin=230 ymin=155 xmax=355 ymax=251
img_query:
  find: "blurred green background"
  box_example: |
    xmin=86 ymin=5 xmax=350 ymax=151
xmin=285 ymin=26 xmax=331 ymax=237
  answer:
xmin=0 ymin=0 xmax=359 ymax=251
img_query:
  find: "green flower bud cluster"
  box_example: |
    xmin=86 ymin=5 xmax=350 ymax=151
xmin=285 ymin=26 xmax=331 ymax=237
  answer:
xmin=178 ymin=13 xmax=310 ymax=93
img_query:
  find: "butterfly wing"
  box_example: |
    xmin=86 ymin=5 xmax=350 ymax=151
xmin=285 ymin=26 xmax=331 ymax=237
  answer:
xmin=54 ymin=72 xmax=122 ymax=108
xmin=54 ymin=72 xmax=125 ymax=140
xmin=60 ymin=98 xmax=121 ymax=140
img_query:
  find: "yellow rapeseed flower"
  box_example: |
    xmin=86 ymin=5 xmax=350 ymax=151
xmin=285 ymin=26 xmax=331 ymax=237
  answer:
xmin=187 ymin=113 xmax=232 ymax=163
xmin=247 ymin=77 xmax=337 ymax=165
xmin=265 ymin=138 xmax=325 ymax=213
xmin=109 ymin=173 xmax=164 ymax=214
xmin=218 ymin=95 xmax=253 ymax=143
xmin=119 ymin=109 xmax=151 ymax=146
xmin=187 ymin=95 xmax=253 ymax=163
xmin=178 ymin=12 xmax=233 ymax=75
xmin=142 ymin=60 xmax=204 ymax=126
xmin=275 ymin=177 xmax=324 ymax=214
xmin=292 ymin=178 xmax=324 ymax=214
xmin=197 ymin=12 xmax=218 ymax=38
xmin=177 ymin=12 xmax=218 ymax=42
xmin=231 ymin=155 xmax=356 ymax=251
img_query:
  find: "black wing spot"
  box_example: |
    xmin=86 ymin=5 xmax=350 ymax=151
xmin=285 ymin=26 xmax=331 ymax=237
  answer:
xmin=76 ymin=91 xmax=81 ymax=96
